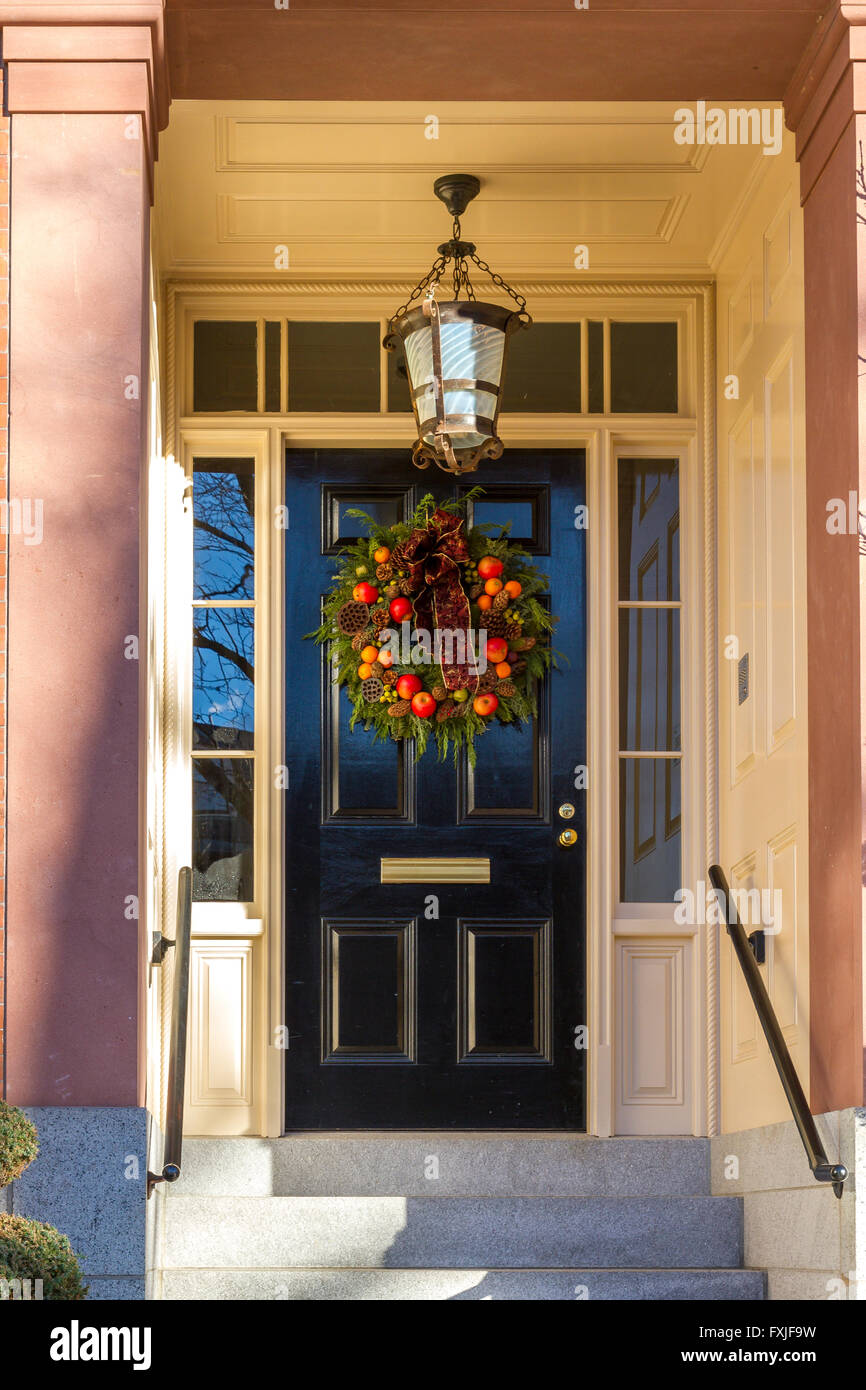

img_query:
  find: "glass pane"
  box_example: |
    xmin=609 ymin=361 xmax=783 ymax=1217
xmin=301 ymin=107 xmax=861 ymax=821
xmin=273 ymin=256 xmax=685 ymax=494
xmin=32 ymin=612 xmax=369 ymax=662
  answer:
xmin=471 ymin=499 xmax=535 ymax=541
xmin=193 ymin=608 xmax=254 ymax=750
xmin=619 ymin=757 xmax=682 ymax=902
xmin=587 ymin=321 xmax=604 ymax=413
xmin=386 ymin=343 xmax=413 ymax=413
xmin=618 ymin=459 xmax=679 ymax=601
xmin=619 ymin=609 xmax=681 ymax=752
xmin=287 ymin=322 xmax=380 ymax=411
xmin=193 ymin=321 xmax=257 ymax=412
xmin=193 ymin=459 xmax=255 ymax=600
xmin=502 ymin=323 xmax=581 ymax=412
xmin=193 ymin=758 xmax=253 ymax=901
xmin=610 ymin=322 xmax=678 ymax=414
xmin=265 ymin=321 xmax=281 ymax=412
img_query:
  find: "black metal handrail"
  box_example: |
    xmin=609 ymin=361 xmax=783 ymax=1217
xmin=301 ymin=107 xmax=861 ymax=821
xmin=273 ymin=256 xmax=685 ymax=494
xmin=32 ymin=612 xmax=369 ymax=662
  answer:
xmin=147 ymin=866 xmax=192 ymax=1198
xmin=708 ymin=865 xmax=847 ymax=1198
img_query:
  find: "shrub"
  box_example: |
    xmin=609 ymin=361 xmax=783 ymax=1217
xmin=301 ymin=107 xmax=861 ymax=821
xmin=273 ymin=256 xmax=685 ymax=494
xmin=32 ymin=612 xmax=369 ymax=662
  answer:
xmin=0 ymin=1213 xmax=88 ymax=1300
xmin=0 ymin=1101 xmax=38 ymax=1187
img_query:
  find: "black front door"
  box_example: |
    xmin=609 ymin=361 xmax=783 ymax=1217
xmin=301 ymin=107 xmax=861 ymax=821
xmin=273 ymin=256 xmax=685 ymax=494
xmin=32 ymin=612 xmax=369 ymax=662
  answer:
xmin=285 ymin=449 xmax=586 ymax=1128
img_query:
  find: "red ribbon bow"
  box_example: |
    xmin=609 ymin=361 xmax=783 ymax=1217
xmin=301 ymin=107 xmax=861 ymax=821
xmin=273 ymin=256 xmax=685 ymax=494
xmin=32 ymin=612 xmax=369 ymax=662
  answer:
xmin=392 ymin=510 xmax=480 ymax=692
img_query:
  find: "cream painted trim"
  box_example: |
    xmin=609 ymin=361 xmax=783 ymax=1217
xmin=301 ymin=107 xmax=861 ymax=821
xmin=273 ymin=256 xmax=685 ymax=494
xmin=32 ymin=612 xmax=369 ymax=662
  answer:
xmin=162 ymin=279 xmax=715 ymax=1140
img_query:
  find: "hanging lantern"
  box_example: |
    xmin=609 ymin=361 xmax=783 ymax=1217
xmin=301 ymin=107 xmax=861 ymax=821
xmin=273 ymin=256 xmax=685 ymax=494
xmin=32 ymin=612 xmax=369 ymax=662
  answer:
xmin=384 ymin=174 xmax=531 ymax=476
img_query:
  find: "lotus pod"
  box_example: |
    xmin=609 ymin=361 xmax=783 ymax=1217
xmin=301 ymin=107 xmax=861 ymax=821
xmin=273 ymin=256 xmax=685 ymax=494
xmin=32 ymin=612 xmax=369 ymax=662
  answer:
xmin=468 ymin=583 xmax=484 ymax=600
xmin=375 ymin=562 xmax=394 ymax=582
xmin=382 ymin=669 xmax=398 ymax=688
xmin=370 ymin=661 xmax=384 ymax=679
xmin=362 ymin=676 xmax=384 ymax=704
xmin=492 ymin=590 xmax=510 ymax=613
xmin=511 ymin=635 xmax=536 ymax=652
xmin=371 ymin=606 xmax=390 ymax=630
xmin=431 ymin=685 xmax=448 ymax=703
xmin=496 ymin=680 xmax=516 ymax=698
xmin=337 ymin=600 xmax=370 ymax=635
xmin=436 ymin=700 xmax=456 ymax=723
xmin=388 ymin=699 xmax=412 ymax=718
xmin=478 ymin=670 xmax=498 ymax=693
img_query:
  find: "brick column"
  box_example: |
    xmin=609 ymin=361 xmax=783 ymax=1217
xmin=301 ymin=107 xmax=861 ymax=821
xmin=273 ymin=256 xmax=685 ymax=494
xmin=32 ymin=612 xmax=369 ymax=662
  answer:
xmin=785 ymin=3 xmax=866 ymax=1112
xmin=0 ymin=8 xmax=168 ymax=1106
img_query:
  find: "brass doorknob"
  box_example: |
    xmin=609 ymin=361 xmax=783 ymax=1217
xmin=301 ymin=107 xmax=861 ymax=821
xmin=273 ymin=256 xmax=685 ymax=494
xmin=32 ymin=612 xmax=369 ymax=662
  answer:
xmin=558 ymin=829 xmax=578 ymax=847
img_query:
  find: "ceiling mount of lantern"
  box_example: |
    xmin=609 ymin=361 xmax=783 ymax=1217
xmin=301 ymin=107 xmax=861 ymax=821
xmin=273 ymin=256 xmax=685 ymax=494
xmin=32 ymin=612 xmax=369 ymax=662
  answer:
xmin=384 ymin=173 xmax=532 ymax=476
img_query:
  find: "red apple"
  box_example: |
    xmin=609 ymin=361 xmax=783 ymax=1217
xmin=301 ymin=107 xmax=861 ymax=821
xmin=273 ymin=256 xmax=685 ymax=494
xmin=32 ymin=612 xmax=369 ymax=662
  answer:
xmin=485 ymin=637 xmax=509 ymax=665
xmin=353 ymin=581 xmax=379 ymax=604
xmin=478 ymin=555 xmax=504 ymax=580
xmin=396 ymin=674 xmax=423 ymax=700
xmin=389 ymin=596 xmax=412 ymax=622
xmin=411 ymin=691 xmax=436 ymax=719
xmin=473 ymin=693 xmax=499 ymax=717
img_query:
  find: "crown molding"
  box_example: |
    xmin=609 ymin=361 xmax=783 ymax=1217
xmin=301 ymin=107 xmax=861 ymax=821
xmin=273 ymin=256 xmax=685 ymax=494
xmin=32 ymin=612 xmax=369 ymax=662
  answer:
xmin=784 ymin=2 xmax=866 ymax=202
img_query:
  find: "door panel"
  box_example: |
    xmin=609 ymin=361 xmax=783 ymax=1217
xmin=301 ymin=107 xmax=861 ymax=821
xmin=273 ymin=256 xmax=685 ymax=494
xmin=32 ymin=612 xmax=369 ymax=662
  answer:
xmin=285 ymin=448 xmax=586 ymax=1128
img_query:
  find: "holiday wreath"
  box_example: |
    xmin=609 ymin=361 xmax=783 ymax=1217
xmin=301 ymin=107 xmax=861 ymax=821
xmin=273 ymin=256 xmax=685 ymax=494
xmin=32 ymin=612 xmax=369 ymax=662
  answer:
xmin=311 ymin=491 xmax=557 ymax=763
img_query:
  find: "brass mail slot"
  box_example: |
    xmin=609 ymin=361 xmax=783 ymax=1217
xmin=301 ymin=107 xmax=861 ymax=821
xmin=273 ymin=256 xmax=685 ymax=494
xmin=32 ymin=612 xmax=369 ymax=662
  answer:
xmin=380 ymin=857 xmax=491 ymax=885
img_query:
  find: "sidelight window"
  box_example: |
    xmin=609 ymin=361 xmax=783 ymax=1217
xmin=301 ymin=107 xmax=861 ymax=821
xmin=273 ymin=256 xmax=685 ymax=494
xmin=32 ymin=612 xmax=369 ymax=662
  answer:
xmin=617 ymin=457 xmax=682 ymax=902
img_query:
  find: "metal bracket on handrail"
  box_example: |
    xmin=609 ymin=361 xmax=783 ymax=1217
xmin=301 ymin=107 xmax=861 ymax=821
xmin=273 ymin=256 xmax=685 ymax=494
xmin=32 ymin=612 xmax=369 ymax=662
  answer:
xmin=147 ymin=867 xmax=192 ymax=1199
xmin=709 ymin=865 xmax=847 ymax=1198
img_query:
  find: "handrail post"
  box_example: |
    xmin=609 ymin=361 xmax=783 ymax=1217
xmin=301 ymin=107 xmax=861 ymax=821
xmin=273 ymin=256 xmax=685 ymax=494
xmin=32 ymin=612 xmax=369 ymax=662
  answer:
xmin=708 ymin=865 xmax=847 ymax=1198
xmin=147 ymin=867 xmax=193 ymax=1198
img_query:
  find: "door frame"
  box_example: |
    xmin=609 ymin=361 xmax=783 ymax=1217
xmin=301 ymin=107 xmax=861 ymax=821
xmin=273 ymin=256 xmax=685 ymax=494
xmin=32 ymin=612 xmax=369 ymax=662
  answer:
xmin=159 ymin=278 xmax=717 ymax=1139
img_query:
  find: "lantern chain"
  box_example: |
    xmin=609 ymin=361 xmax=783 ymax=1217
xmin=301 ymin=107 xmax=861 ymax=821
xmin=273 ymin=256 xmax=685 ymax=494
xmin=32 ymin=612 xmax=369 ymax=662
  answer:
xmin=386 ymin=209 xmax=530 ymax=327
xmin=387 ymin=253 xmax=448 ymax=327
xmin=468 ymin=250 xmax=529 ymax=319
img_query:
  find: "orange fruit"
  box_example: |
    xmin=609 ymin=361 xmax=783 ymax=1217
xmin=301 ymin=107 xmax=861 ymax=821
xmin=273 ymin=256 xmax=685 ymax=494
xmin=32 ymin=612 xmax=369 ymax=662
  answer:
xmin=357 ymin=662 xmax=373 ymax=680
xmin=495 ymin=661 xmax=512 ymax=679
xmin=484 ymin=577 xmax=503 ymax=596
xmin=477 ymin=594 xmax=493 ymax=611
xmin=504 ymin=580 xmax=522 ymax=598
xmin=360 ymin=644 xmax=380 ymax=665
xmin=373 ymin=545 xmax=391 ymax=564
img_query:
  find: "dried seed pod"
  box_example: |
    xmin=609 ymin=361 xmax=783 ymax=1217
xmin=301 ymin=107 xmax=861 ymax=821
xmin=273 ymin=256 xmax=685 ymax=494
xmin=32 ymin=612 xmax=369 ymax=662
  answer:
xmin=452 ymin=701 xmax=470 ymax=718
xmin=362 ymin=676 xmax=384 ymax=703
xmin=436 ymin=701 xmax=456 ymax=723
xmin=384 ymin=583 xmax=400 ymax=600
xmin=496 ymin=680 xmax=516 ymax=697
xmin=468 ymin=583 xmax=484 ymax=600
xmin=370 ymin=661 xmax=384 ymax=679
xmin=478 ymin=671 xmax=498 ymax=693
xmin=431 ymin=685 xmax=448 ymax=703
xmin=512 ymin=659 xmax=527 ymax=674
xmin=511 ymin=635 xmax=536 ymax=652
xmin=382 ymin=669 xmax=398 ymax=688
xmin=388 ymin=699 xmax=412 ymax=718
xmin=336 ymin=600 xmax=370 ymax=635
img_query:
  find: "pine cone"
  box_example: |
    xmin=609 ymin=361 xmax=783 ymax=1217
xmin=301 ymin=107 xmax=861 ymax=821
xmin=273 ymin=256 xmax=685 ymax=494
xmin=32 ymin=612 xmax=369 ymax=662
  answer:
xmin=399 ymin=578 xmax=414 ymax=597
xmin=370 ymin=661 xmax=384 ymax=679
xmin=431 ymin=685 xmax=448 ymax=703
xmin=512 ymin=659 xmax=527 ymax=674
xmin=436 ymin=701 xmax=456 ymax=723
xmin=351 ymin=632 xmax=365 ymax=652
xmin=362 ymin=676 xmax=384 ymax=703
xmin=511 ymin=635 xmax=536 ymax=652
xmin=469 ymin=583 xmax=484 ymax=600
xmin=505 ymin=624 xmax=522 ymax=641
xmin=337 ymin=600 xmax=370 ymax=635
xmin=382 ymin=669 xmax=398 ymax=688
xmin=452 ymin=702 xmax=470 ymax=717
xmin=483 ymin=615 xmax=507 ymax=638
xmin=492 ymin=590 xmax=510 ymax=613
xmin=478 ymin=671 xmax=498 ymax=693
xmin=371 ymin=606 xmax=390 ymax=630
xmin=389 ymin=699 xmax=411 ymax=718
xmin=376 ymin=562 xmax=394 ymax=582
xmin=496 ymin=680 xmax=516 ymax=697
xmin=384 ymin=583 xmax=400 ymax=600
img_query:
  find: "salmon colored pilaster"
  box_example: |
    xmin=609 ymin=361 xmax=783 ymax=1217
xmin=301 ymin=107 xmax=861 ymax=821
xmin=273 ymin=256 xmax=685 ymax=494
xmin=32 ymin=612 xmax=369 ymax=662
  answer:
xmin=0 ymin=6 xmax=168 ymax=1106
xmin=786 ymin=2 xmax=866 ymax=1112
xmin=0 ymin=73 xmax=8 ymax=1093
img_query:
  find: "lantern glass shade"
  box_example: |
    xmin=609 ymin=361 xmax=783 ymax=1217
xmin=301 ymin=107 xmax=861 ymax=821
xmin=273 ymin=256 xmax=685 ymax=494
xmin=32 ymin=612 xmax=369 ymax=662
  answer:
xmin=387 ymin=300 xmax=524 ymax=467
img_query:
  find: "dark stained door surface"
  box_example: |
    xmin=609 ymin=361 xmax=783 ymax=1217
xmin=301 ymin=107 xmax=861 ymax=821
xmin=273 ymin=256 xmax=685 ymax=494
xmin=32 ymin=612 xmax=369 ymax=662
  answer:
xmin=285 ymin=449 xmax=586 ymax=1128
